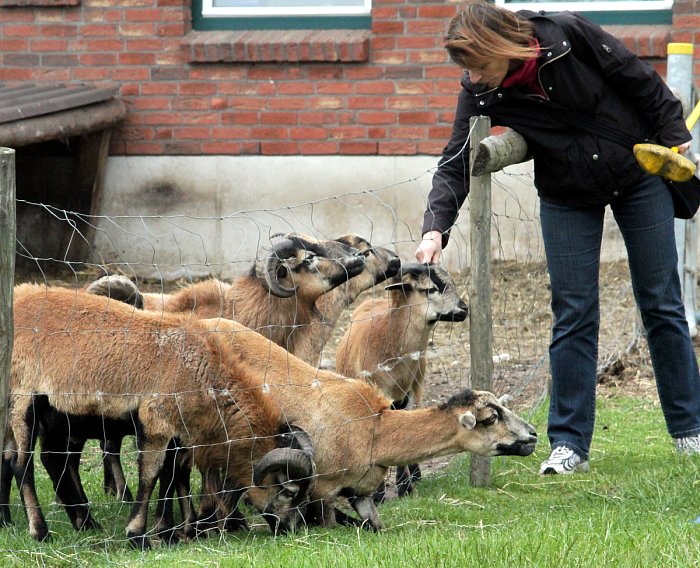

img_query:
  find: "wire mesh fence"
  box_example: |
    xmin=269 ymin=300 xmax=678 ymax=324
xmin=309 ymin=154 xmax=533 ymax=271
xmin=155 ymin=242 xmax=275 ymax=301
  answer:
xmin=1 ymin=157 xmax=650 ymax=557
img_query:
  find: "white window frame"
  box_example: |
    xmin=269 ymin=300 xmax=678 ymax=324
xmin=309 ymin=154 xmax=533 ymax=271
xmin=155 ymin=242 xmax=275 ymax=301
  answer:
xmin=495 ymin=0 xmax=672 ymax=12
xmin=202 ymin=0 xmax=372 ymax=17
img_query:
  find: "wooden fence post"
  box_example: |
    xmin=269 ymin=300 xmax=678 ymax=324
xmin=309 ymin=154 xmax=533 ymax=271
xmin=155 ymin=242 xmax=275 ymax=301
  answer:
xmin=0 ymin=147 xmax=16 ymax=459
xmin=468 ymin=116 xmax=493 ymax=487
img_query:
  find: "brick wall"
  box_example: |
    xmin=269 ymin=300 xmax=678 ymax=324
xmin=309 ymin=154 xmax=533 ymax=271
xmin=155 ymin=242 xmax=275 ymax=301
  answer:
xmin=0 ymin=0 xmax=697 ymax=157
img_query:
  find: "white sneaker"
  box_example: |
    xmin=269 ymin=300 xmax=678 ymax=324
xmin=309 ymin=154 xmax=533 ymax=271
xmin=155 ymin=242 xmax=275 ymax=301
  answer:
xmin=674 ymin=434 xmax=700 ymax=455
xmin=539 ymin=445 xmax=589 ymax=475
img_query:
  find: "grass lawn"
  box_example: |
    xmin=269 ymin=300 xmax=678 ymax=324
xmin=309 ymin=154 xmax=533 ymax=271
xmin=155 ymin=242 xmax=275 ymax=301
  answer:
xmin=2 ymin=395 xmax=700 ymax=567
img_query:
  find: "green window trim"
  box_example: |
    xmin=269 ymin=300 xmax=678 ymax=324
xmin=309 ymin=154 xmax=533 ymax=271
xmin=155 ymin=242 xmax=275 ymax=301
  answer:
xmin=192 ymin=0 xmax=372 ymax=30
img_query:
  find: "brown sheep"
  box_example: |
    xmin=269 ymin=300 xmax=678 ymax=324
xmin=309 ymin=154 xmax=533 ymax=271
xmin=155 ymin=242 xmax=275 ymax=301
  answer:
xmin=6 ymin=286 xmax=316 ymax=547
xmin=83 ymin=233 xmax=363 ymax=506
xmin=296 ymin=234 xmax=401 ymax=367
xmin=335 ymin=263 xmax=469 ymax=497
xmin=189 ymin=319 xmax=537 ymax=531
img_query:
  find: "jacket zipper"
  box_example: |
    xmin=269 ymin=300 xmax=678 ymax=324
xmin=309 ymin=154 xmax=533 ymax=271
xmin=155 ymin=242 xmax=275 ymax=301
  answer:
xmin=536 ymin=45 xmax=571 ymax=101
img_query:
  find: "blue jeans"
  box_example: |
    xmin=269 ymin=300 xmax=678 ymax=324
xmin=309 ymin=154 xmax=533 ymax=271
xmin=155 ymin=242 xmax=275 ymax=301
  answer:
xmin=540 ymin=175 xmax=700 ymax=460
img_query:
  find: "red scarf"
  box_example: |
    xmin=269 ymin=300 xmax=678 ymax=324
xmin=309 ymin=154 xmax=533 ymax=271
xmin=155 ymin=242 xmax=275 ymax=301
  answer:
xmin=501 ymin=40 xmax=544 ymax=96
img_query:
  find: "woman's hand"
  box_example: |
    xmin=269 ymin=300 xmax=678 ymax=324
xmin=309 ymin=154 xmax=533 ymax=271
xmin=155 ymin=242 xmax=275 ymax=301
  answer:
xmin=415 ymin=231 xmax=443 ymax=263
xmin=677 ymin=141 xmax=692 ymax=154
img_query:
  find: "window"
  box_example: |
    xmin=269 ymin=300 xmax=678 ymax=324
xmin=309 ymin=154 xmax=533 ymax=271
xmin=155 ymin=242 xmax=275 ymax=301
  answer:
xmin=494 ymin=0 xmax=673 ymax=24
xmin=202 ymin=0 xmax=371 ymax=17
xmin=194 ymin=0 xmax=372 ymax=29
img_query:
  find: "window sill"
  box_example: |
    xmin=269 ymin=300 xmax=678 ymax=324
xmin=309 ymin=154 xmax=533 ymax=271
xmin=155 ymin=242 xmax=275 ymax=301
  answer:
xmin=602 ymin=24 xmax=672 ymax=58
xmin=0 ymin=0 xmax=79 ymax=5
xmin=181 ymin=30 xmax=371 ymax=63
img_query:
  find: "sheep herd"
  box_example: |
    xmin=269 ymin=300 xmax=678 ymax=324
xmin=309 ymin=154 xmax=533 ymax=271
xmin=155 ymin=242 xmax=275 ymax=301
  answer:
xmin=0 ymin=232 xmax=538 ymax=549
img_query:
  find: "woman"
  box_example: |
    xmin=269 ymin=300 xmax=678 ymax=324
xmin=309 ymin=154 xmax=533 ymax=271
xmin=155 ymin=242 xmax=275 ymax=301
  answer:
xmin=416 ymin=0 xmax=700 ymax=474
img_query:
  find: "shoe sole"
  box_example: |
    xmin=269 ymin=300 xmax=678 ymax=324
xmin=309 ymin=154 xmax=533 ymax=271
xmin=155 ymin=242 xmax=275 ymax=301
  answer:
xmin=539 ymin=462 xmax=589 ymax=475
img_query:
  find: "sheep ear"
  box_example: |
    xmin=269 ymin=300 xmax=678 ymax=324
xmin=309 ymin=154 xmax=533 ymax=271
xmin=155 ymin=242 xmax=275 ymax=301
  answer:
xmin=459 ymin=411 xmax=476 ymax=430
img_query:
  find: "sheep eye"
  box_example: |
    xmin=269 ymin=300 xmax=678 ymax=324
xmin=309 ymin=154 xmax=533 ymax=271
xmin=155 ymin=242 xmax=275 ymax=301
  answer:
xmin=363 ymin=249 xmax=374 ymax=257
xmin=481 ymin=415 xmax=498 ymax=426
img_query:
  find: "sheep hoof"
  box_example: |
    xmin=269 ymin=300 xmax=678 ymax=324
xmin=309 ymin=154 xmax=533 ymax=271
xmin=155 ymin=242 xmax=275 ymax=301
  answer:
xmin=30 ymin=526 xmax=51 ymax=542
xmin=157 ymin=528 xmax=180 ymax=546
xmin=223 ymin=515 xmax=250 ymax=532
xmin=0 ymin=510 xmax=13 ymax=527
xmin=76 ymin=515 xmax=102 ymax=531
xmin=127 ymin=533 xmax=151 ymax=550
xmin=334 ymin=509 xmax=362 ymax=527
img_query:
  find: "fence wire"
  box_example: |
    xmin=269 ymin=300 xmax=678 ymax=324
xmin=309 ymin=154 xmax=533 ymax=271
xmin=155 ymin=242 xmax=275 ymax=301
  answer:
xmin=2 ymin=163 xmax=649 ymax=560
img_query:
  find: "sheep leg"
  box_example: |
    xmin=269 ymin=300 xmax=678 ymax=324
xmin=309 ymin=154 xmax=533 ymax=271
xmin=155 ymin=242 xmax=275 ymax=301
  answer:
xmin=303 ymin=498 xmax=338 ymax=528
xmin=371 ymin=480 xmax=386 ymax=504
xmin=217 ymin=477 xmax=248 ymax=532
xmin=195 ymin=470 xmax=219 ymax=533
xmin=348 ymin=495 xmax=383 ymax=532
xmin=101 ymin=436 xmax=133 ymax=502
xmin=333 ymin=508 xmax=363 ymax=527
xmin=153 ymin=441 xmax=196 ymax=543
xmin=39 ymin=432 xmax=101 ymax=531
xmin=172 ymin=447 xmax=197 ymax=538
xmin=395 ymin=465 xmax=413 ymax=497
xmin=125 ymin=434 xmax=170 ymax=550
xmin=152 ymin=443 xmax=178 ymax=543
xmin=0 ymin=439 xmax=17 ymax=526
xmin=395 ymin=462 xmax=422 ymax=498
xmin=12 ymin=398 xmax=49 ymax=542
xmin=196 ymin=471 xmax=248 ymax=534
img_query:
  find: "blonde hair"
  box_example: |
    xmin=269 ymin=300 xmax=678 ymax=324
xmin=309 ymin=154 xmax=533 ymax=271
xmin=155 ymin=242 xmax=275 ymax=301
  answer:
xmin=446 ymin=1 xmax=539 ymax=68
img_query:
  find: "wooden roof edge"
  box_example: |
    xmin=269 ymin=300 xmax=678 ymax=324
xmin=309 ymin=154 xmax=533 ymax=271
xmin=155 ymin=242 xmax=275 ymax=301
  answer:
xmin=0 ymin=98 xmax=126 ymax=149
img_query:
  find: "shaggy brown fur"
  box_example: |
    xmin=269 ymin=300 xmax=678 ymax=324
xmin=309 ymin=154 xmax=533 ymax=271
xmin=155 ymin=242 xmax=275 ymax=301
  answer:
xmin=8 ymin=287 xmax=314 ymax=546
xmin=205 ymin=319 xmax=537 ymax=531
xmin=298 ymin=235 xmax=401 ymax=366
xmin=336 ymin=263 xmax=468 ymax=405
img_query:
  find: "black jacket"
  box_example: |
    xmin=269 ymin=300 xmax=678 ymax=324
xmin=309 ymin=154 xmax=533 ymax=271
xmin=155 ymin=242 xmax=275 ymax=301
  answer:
xmin=422 ymin=10 xmax=690 ymax=245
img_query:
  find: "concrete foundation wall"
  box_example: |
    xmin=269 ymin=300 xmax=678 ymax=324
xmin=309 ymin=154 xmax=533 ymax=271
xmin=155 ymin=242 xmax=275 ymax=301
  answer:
xmin=94 ymin=155 xmax=628 ymax=281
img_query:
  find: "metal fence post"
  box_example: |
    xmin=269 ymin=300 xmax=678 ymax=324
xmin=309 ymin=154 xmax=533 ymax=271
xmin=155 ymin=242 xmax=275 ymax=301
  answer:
xmin=468 ymin=116 xmax=493 ymax=487
xmin=666 ymin=42 xmax=698 ymax=336
xmin=0 ymin=147 xmax=16 ymax=458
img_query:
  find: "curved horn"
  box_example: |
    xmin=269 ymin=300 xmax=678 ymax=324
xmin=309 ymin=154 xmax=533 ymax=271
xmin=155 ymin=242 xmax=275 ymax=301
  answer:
xmin=286 ymin=425 xmax=315 ymax=459
xmin=252 ymin=447 xmax=315 ymax=489
xmin=254 ymin=239 xmax=299 ymax=298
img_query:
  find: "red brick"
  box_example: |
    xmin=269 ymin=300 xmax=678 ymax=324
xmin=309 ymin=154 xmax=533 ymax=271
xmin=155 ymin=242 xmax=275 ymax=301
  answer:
xmin=339 ymin=141 xmax=378 ymax=154
xmin=347 ymin=96 xmax=387 ymax=110
xmin=173 ymin=127 xmax=211 ymax=139
xmin=417 ymin=5 xmax=457 ymax=18
xmin=399 ymin=111 xmax=438 ymax=124
xmin=261 ymin=112 xmax=298 ymax=125
xmin=0 ymin=39 xmax=29 ymax=53
xmin=299 ymin=141 xmax=337 ymax=154
xmin=261 ymin=142 xmax=299 ymax=155
xmin=252 ymin=127 xmax=290 ymax=139
xmin=278 ymin=82 xmax=316 ymax=95
xmin=179 ymin=82 xmax=218 ymax=96
xmin=372 ymin=21 xmax=405 ymax=35
xmin=358 ymin=111 xmax=396 ymax=125
xmin=119 ymin=52 xmax=156 ymax=65
xmin=378 ymin=142 xmax=418 ymax=155
xmin=202 ymin=142 xmax=245 ymax=154
xmin=298 ymin=112 xmax=338 ymax=125
xmin=74 ymin=68 xmax=111 ymax=81
xmin=290 ymin=127 xmax=328 ymax=140
xmin=355 ymin=82 xmax=395 ymax=95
